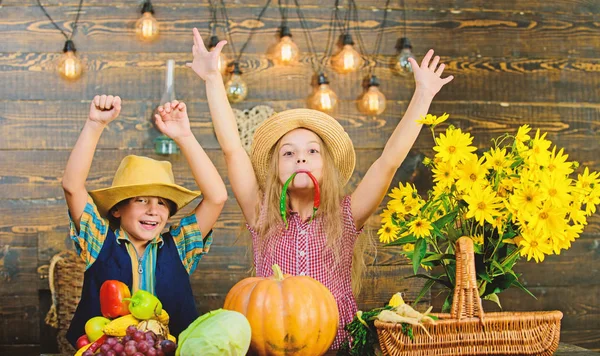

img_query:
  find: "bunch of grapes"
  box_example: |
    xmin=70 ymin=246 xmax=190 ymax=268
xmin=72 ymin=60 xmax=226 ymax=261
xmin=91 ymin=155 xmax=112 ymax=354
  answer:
xmin=82 ymin=325 xmax=177 ymax=356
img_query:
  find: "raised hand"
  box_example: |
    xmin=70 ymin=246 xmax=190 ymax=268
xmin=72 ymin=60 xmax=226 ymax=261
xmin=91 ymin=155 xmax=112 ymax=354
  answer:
xmin=155 ymin=100 xmax=193 ymax=140
xmin=408 ymin=49 xmax=454 ymax=97
xmin=89 ymin=94 xmax=121 ymax=125
xmin=186 ymin=27 xmax=227 ymax=80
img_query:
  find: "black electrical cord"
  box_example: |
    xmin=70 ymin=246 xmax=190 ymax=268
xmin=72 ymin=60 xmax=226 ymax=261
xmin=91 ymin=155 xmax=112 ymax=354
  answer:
xmin=36 ymin=0 xmax=84 ymax=41
xmin=220 ymin=0 xmax=272 ymax=64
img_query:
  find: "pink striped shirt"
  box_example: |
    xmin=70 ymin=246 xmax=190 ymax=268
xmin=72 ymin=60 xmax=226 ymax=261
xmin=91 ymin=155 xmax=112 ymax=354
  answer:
xmin=248 ymin=195 xmax=361 ymax=349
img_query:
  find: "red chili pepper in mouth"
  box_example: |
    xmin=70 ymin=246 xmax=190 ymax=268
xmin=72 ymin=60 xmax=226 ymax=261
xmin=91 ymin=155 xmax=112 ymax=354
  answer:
xmin=280 ymin=170 xmax=321 ymax=228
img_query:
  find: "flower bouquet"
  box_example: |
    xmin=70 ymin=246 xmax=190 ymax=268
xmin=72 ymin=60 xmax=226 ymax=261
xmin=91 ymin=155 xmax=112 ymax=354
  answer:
xmin=378 ymin=113 xmax=600 ymax=310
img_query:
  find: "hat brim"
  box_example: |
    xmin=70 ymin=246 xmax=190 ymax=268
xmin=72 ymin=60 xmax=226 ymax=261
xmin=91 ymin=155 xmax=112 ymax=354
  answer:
xmin=89 ymin=183 xmax=201 ymax=218
xmin=251 ymin=109 xmax=355 ymax=189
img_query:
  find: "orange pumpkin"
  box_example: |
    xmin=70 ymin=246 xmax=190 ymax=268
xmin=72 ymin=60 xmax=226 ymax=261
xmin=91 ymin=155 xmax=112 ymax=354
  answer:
xmin=224 ymin=264 xmax=339 ymax=356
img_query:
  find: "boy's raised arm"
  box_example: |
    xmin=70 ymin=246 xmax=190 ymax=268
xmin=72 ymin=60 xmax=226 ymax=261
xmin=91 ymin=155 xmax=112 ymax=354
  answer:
xmin=63 ymin=95 xmax=121 ymax=231
xmin=155 ymin=101 xmax=227 ymax=238
xmin=186 ymin=28 xmax=261 ymax=225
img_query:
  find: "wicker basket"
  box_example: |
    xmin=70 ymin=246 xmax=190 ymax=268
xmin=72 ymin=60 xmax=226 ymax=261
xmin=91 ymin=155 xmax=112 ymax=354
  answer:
xmin=43 ymin=250 xmax=86 ymax=354
xmin=375 ymin=236 xmax=563 ymax=356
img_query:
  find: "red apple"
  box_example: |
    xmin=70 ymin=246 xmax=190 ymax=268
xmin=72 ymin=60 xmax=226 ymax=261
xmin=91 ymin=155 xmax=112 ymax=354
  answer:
xmin=76 ymin=334 xmax=90 ymax=349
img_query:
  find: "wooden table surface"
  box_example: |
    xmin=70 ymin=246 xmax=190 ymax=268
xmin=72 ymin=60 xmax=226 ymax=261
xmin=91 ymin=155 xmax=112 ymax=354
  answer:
xmin=41 ymin=342 xmax=600 ymax=356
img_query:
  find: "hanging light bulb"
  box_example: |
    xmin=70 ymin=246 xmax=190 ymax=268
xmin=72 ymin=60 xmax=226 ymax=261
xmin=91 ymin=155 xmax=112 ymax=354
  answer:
xmin=308 ymin=73 xmax=338 ymax=113
xmin=209 ymin=35 xmax=229 ymax=75
xmin=330 ymin=34 xmax=362 ymax=74
xmin=395 ymin=37 xmax=416 ymax=73
xmin=57 ymin=40 xmax=83 ymax=80
xmin=225 ymin=62 xmax=248 ymax=103
xmin=272 ymin=26 xmax=299 ymax=65
xmin=136 ymin=1 xmax=159 ymax=42
xmin=358 ymin=75 xmax=386 ymax=116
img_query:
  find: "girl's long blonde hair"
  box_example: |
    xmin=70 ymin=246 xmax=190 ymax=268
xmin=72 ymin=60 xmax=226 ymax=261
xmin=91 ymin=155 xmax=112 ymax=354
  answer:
xmin=251 ymin=134 xmax=373 ymax=296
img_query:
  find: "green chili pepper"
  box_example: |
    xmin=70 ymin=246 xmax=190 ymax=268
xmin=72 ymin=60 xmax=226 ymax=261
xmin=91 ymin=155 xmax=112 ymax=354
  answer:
xmin=280 ymin=171 xmax=321 ymax=228
xmin=280 ymin=172 xmax=297 ymax=229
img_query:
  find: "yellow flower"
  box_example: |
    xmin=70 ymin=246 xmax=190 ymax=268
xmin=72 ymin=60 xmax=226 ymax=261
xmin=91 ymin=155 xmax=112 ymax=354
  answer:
xmin=378 ymin=222 xmax=400 ymax=244
xmin=564 ymin=224 xmax=584 ymax=243
xmin=539 ymin=171 xmax=572 ymax=208
xmin=432 ymin=183 xmax=450 ymax=198
xmin=528 ymin=201 xmax=567 ymax=240
xmin=464 ymin=186 xmax=503 ymax=226
xmin=433 ymin=127 xmax=477 ymax=166
xmin=380 ymin=208 xmax=395 ymax=226
xmin=402 ymin=243 xmax=415 ymax=252
xmin=518 ymin=231 xmax=553 ymax=263
xmin=547 ymin=147 xmax=573 ymax=176
xmin=389 ymin=182 xmax=418 ymax=201
xmin=567 ymin=201 xmax=587 ymax=225
xmin=524 ymin=129 xmax=552 ymax=166
xmin=510 ymin=182 xmax=543 ymax=219
xmin=484 ymin=147 xmax=511 ymax=173
xmin=417 ymin=112 xmax=449 ymax=126
xmin=422 ymin=157 xmax=433 ymax=166
xmin=576 ymin=167 xmax=600 ymax=191
xmin=472 ymin=234 xmax=484 ymax=245
xmin=491 ymin=213 xmax=507 ymax=234
xmin=456 ymin=155 xmax=489 ymax=192
xmin=432 ymin=160 xmax=457 ymax=189
xmin=515 ymin=124 xmax=531 ymax=143
xmin=407 ymin=217 xmax=434 ymax=238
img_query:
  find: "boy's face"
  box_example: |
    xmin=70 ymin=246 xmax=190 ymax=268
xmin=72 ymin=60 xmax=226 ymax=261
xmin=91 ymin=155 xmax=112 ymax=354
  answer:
xmin=278 ymin=128 xmax=324 ymax=190
xmin=111 ymin=196 xmax=170 ymax=243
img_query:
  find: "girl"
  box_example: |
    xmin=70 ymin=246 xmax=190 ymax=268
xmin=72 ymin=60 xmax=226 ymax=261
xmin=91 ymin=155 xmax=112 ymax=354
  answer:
xmin=186 ymin=27 xmax=453 ymax=348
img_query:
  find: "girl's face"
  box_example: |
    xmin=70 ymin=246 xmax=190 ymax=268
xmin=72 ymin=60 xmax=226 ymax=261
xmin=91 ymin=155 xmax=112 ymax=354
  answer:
xmin=111 ymin=196 xmax=170 ymax=243
xmin=278 ymin=128 xmax=324 ymax=190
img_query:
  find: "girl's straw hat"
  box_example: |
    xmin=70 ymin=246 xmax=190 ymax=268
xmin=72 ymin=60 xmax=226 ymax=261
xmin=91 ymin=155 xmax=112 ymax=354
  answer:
xmin=89 ymin=155 xmax=201 ymax=217
xmin=251 ymin=109 xmax=355 ymax=189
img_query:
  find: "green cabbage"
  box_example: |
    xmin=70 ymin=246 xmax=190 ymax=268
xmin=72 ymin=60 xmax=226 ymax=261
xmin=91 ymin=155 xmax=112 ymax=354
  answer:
xmin=176 ymin=309 xmax=251 ymax=356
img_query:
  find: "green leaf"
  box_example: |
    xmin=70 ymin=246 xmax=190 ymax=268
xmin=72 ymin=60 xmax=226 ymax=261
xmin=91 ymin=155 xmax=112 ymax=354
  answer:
xmin=442 ymin=293 xmax=453 ymax=313
xmin=414 ymin=279 xmax=436 ymax=305
xmin=484 ymin=293 xmax=502 ymax=309
xmin=478 ymin=281 xmax=487 ymax=297
xmin=511 ymin=278 xmax=537 ymax=300
xmin=485 ymin=273 xmax=517 ymax=295
xmin=386 ymin=234 xmax=417 ymax=246
xmin=412 ymin=238 xmax=427 ymax=274
xmin=421 ymin=253 xmax=455 ymax=263
xmin=491 ymin=260 xmax=505 ymax=275
xmin=433 ymin=211 xmax=458 ymax=229
xmin=406 ymin=274 xmax=453 ymax=289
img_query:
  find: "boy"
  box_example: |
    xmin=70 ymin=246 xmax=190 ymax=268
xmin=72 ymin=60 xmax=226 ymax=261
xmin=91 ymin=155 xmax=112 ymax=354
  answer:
xmin=64 ymin=95 xmax=227 ymax=345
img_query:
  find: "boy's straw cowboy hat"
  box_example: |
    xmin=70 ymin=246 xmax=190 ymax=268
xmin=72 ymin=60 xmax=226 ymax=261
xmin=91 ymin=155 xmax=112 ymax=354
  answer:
xmin=89 ymin=155 xmax=200 ymax=217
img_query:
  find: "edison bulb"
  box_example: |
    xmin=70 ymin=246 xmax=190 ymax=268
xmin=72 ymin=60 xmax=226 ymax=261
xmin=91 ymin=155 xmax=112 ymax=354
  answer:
xmin=309 ymin=84 xmax=338 ymax=113
xmin=359 ymin=86 xmax=386 ymax=116
xmin=58 ymin=41 xmax=82 ymax=80
xmin=273 ymin=36 xmax=299 ymax=65
xmin=225 ymin=64 xmax=248 ymax=103
xmin=395 ymin=37 xmax=416 ymax=73
xmin=136 ymin=12 xmax=159 ymax=41
xmin=331 ymin=44 xmax=362 ymax=73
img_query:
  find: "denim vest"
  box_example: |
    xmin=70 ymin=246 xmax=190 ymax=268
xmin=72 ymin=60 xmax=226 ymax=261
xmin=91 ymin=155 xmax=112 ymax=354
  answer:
xmin=66 ymin=229 xmax=199 ymax=346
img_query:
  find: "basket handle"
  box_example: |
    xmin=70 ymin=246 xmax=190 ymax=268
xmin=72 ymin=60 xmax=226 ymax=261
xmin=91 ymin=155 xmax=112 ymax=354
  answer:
xmin=450 ymin=236 xmax=485 ymax=322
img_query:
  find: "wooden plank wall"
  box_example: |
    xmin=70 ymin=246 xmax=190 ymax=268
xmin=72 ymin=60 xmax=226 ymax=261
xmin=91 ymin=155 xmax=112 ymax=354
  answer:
xmin=1 ymin=0 xmax=599 ymax=353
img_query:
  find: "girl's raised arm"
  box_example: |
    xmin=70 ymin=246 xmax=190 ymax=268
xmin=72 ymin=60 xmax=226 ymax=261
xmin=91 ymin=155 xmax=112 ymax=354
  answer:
xmin=187 ymin=28 xmax=261 ymax=225
xmin=351 ymin=50 xmax=454 ymax=229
